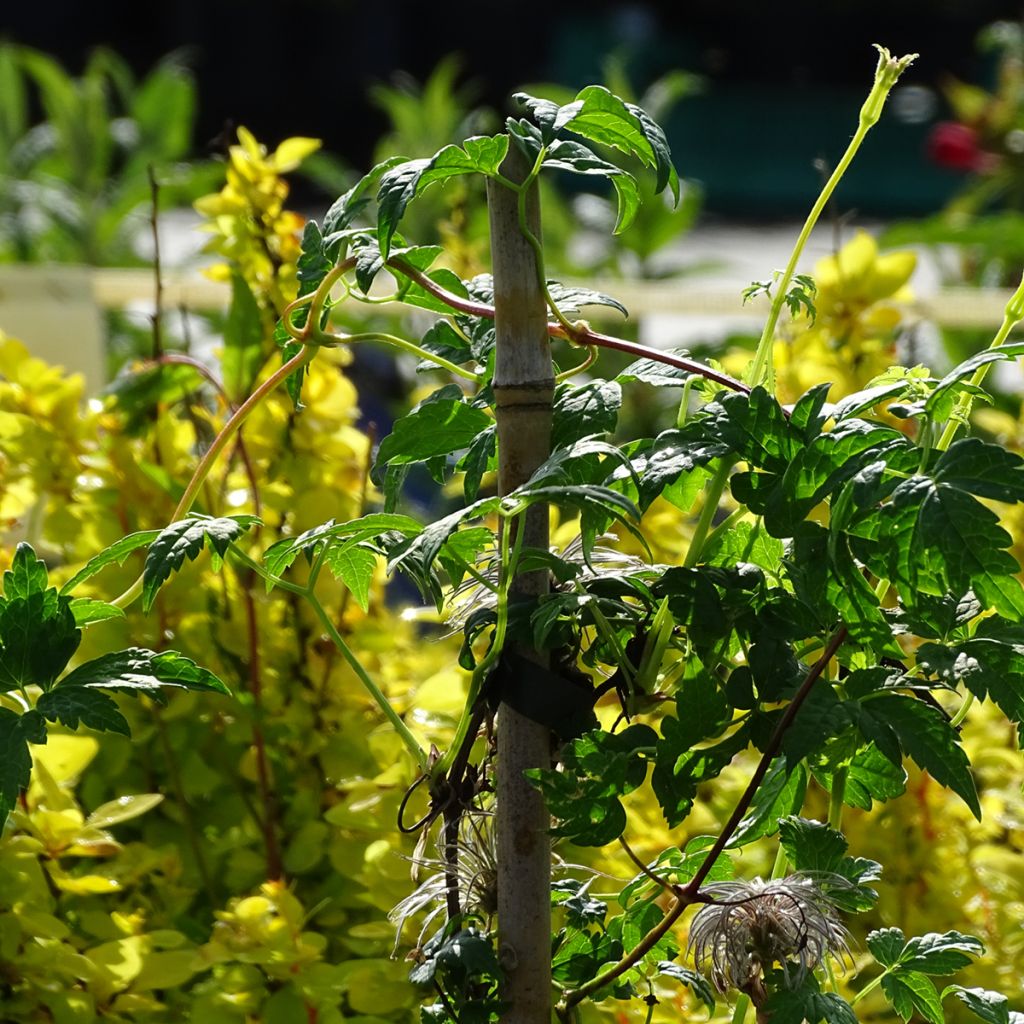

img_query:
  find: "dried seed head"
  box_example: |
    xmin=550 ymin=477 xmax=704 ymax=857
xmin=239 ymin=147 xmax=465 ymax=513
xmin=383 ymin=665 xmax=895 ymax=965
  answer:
xmin=687 ymin=873 xmax=852 ymax=993
xmin=389 ymin=812 xmax=499 ymax=954
xmin=444 ymin=535 xmax=650 ymax=632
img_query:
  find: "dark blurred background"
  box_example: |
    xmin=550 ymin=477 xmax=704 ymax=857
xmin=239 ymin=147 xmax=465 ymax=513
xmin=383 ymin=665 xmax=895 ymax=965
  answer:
xmin=3 ymin=0 xmax=1024 ymax=215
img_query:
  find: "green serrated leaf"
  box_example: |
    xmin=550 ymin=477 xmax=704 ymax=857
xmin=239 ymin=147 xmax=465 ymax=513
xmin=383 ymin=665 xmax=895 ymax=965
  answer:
xmin=374 ymin=389 xmax=494 ymax=476
xmin=323 ymin=156 xmax=407 ymax=239
xmin=264 ymin=512 xmax=422 ymax=582
xmin=324 ymin=543 xmax=376 ymax=613
xmin=652 ymin=727 xmax=747 ymax=828
xmin=36 ymin=687 xmax=130 ymax=736
xmin=0 ymin=708 xmax=45 ymax=828
xmin=528 ymin=724 xmax=656 ymax=846
xmin=560 ymin=86 xmax=657 ymax=174
xmin=387 ymin=498 xmax=499 ymax=608
xmin=545 ymin=281 xmax=628 ymax=319
xmin=2 ymin=543 xmax=48 ymax=600
xmin=916 ymin=634 xmax=1024 ymax=727
xmin=899 ymin=931 xmax=985 ymax=974
xmin=57 ymin=647 xmax=231 ymax=699
xmin=778 ymin=816 xmax=848 ymax=874
xmin=883 ymin=971 xmax=943 ymax=1024
xmin=377 ymin=135 xmax=509 ymax=258
xmin=768 ymin=418 xmax=910 ymax=536
xmin=868 ymin=693 xmax=981 ymax=819
xmin=868 ymin=927 xmax=907 ymax=968
xmin=457 ymin=425 xmax=497 ymax=503
xmin=657 ymin=962 xmax=716 ymax=1014
xmin=879 ymin=474 xmax=1022 ymax=620
xmin=925 ymin=341 xmax=1024 ymax=417
xmin=0 ymin=588 xmax=81 ymax=691
xmin=142 ymin=515 xmax=261 ymax=612
xmin=68 ymin=598 xmax=126 ymax=627
xmin=59 ymin=530 xmax=162 ymax=596
xmin=763 ymin=976 xmax=857 ymax=1024
xmin=934 ymin=437 xmax=1024 ymax=503
xmin=616 ymin=349 xmax=694 ymax=389
xmin=781 ymin=683 xmax=855 ymax=767
xmin=709 ymin=387 xmax=801 ymax=475
xmin=729 ymin=759 xmax=807 ymax=847
xmin=943 ymin=987 xmax=1012 ymax=1024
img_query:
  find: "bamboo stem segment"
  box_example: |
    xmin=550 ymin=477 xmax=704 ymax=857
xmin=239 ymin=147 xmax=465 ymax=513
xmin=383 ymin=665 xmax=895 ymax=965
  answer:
xmin=488 ymin=146 xmax=554 ymax=1024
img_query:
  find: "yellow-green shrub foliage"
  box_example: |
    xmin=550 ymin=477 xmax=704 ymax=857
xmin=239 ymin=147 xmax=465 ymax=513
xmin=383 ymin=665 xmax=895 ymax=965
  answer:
xmin=0 ymin=326 xmax=468 ymax=1021
xmin=0 ymin=130 xmax=467 ymax=1022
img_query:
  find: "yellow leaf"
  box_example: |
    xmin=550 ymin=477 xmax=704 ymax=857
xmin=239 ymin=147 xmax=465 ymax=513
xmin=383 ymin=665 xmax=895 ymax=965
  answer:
xmin=340 ymin=960 xmax=416 ymax=1015
xmin=86 ymin=793 xmax=164 ymax=829
xmin=29 ymin=734 xmax=99 ymax=784
xmin=272 ymin=136 xmax=321 ymax=172
xmin=131 ymin=949 xmax=202 ymax=992
xmin=814 ymin=230 xmax=877 ymax=291
xmin=869 ymin=249 xmax=917 ymax=300
xmin=51 ymin=870 xmax=122 ymax=895
xmin=86 ymin=935 xmax=146 ymax=995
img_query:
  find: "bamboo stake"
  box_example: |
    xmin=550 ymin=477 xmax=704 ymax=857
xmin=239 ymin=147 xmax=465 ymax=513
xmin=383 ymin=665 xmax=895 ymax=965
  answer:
xmin=487 ymin=145 xmax=554 ymax=1024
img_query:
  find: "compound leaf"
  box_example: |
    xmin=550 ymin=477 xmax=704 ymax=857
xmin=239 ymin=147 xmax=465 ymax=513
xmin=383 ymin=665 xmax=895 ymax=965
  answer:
xmin=57 ymin=647 xmax=230 ymax=699
xmin=143 ymin=515 xmax=261 ymax=612
xmin=59 ymin=530 xmax=162 ymax=596
xmin=37 ymin=687 xmax=130 ymax=736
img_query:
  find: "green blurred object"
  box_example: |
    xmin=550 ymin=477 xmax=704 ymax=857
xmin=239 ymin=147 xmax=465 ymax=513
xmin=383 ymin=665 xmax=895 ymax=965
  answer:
xmin=0 ymin=44 xmax=220 ymax=265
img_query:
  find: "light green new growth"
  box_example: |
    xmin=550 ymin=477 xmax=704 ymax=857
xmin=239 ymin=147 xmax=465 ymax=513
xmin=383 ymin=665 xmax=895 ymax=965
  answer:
xmin=747 ymin=46 xmax=918 ymax=391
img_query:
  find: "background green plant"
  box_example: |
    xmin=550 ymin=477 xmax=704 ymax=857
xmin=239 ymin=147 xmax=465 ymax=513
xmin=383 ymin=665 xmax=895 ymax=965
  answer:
xmin=5 ymin=43 xmax=1024 ymax=1024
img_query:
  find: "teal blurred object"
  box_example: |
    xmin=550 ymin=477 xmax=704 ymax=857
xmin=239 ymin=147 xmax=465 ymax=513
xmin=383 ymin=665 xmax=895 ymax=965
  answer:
xmin=666 ymin=84 xmax=960 ymax=216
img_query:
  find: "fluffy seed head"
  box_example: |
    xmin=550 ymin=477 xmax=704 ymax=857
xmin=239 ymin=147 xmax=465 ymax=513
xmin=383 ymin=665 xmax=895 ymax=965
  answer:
xmin=687 ymin=873 xmax=851 ymax=992
xmin=389 ymin=812 xmax=499 ymax=953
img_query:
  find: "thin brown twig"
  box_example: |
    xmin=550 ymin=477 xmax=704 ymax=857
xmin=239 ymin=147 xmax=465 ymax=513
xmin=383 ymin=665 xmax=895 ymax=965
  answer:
xmin=618 ymin=835 xmax=677 ymax=895
xmin=681 ymin=625 xmax=848 ymax=897
xmin=146 ymin=353 xmax=264 ymax=522
xmin=148 ymin=164 xmax=164 ymax=359
xmin=557 ymin=625 xmax=848 ymax=1012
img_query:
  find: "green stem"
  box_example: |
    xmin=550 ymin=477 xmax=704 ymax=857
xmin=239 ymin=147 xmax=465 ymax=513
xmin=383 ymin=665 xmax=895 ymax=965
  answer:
xmin=730 ymin=994 xmax=750 ymax=1024
xmin=229 ymin=547 xmax=308 ymax=596
xmin=936 ymin=271 xmax=1024 ymax=452
xmin=850 ymin=972 xmax=886 ymax=1007
xmin=583 ymin=591 xmax=635 ymax=689
xmin=316 ymin=329 xmax=479 ymax=383
xmin=684 ymin=458 xmax=735 ymax=568
xmin=112 ymin=345 xmax=316 ymax=609
xmin=307 ymin=591 xmax=429 ymax=772
xmin=555 ymin=345 xmax=597 ymax=382
xmin=642 ymin=991 xmax=657 ymax=1024
xmin=434 ymin=509 xmax=520 ymax=779
xmin=699 ymin=504 xmax=747 ymax=557
xmin=950 ymin=691 xmax=975 ymax=729
xmin=508 ymin=146 xmax=580 ymax=338
xmin=828 ymin=766 xmax=848 ymax=830
xmin=747 ymin=47 xmax=916 ymax=392
xmin=676 ymin=376 xmax=696 ymax=428
xmin=770 ymin=843 xmax=789 ymax=880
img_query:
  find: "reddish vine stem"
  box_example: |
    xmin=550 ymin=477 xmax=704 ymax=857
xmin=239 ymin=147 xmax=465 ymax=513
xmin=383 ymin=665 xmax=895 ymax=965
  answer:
xmin=149 ymin=352 xmax=263 ymax=518
xmin=381 ymin=256 xmax=751 ymax=397
xmin=618 ymin=836 xmax=676 ymax=895
xmin=241 ymin=580 xmax=283 ymax=880
xmin=557 ymin=625 xmax=848 ymax=1013
xmin=681 ymin=626 xmax=849 ymax=896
